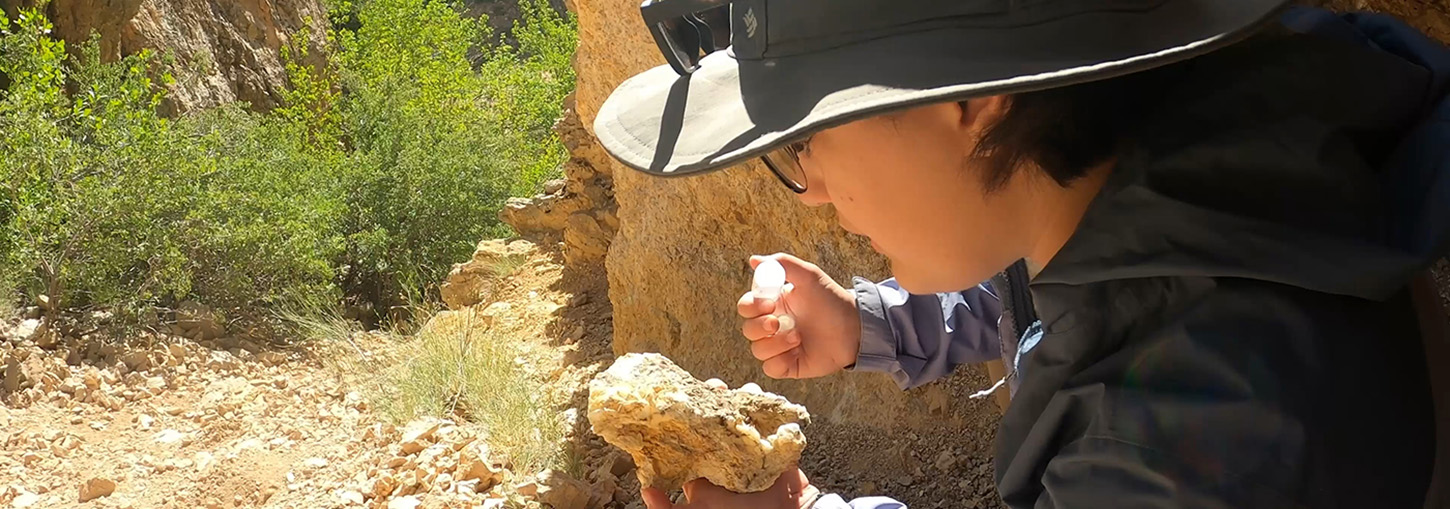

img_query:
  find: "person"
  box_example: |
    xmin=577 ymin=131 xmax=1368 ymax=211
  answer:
xmin=593 ymin=1 xmax=1450 ymax=507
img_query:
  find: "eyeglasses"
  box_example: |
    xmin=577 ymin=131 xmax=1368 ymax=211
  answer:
xmin=761 ymin=141 xmax=809 ymax=194
xmin=640 ymin=0 xmax=808 ymax=193
xmin=641 ymin=0 xmax=732 ymax=75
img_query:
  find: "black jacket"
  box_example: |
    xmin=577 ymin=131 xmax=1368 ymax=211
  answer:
xmin=996 ymin=12 xmax=1450 ymax=509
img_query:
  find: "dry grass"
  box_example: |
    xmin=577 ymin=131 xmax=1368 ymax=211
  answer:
xmin=283 ymin=250 xmax=568 ymax=474
xmin=376 ymin=309 xmax=567 ymax=472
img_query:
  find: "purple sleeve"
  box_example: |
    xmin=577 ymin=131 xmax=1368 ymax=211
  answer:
xmin=847 ymin=277 xmax=1002 ymax=390
xmin=812 ymin=494 xmax=908 ymax=509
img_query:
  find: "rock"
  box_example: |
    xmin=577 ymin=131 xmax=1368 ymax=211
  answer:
xmin=500 ymin=195 xmax=586 ymax=239
xmin=119 ymin=351 xmax=151 ymax=372
xmin=154 ymin=429 xmax=186 ymax=444
xmin=34 ymin=0 xmax=328 ymax=115
xmin=535 ymin=470 xmax=591 ymax=509
xmin=79 ymin=477 xmax=116 ymax=502
xmin=439 ymin=239 xmax=537 ymax=309
xmin=256 ymin=351 xmax=286 ymax=366
xmin=514 ymin=481 xmax=538 ymax=497
xmin=14 ymin=319 xmax=40 ymax=341
xmin=176 ymin=302 xmax=224 ymax=341
xmin=337 ymin=489 xmax=364 ymax=504
xmin=563 ymin=213 xmax=610 ymax=265
xmin=387 ymin=496 xmax=422 ymax=509
xmin=22 ymin=306 xmax=41 ymax=320
xmin=12 ymin=492 xmax=40 ymax=508
xmin=587 ymin=353 xmax=810 ymax=493
xmin=399 ymin=418 xmax=445 ymax=454
xmin=934 ymin=450 xmax=955 ymax=472
xmin=543 ymin=179 xmax=567 ymax=195
xmin=365 ymin=475 xmax=396 ymax=500
xmin=456 ymin=446 xmax=504 ymax=488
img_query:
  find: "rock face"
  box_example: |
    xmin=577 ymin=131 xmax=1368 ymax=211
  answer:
xmin=587 ymin=353 xmax=810 ymax=493
xmin=1 ymin=0 xmax=329 ymax=114
xmin=440 ymin=239 xmax=537 ymax=310
xmin=501 ymin=94 xmax=618 ymax=267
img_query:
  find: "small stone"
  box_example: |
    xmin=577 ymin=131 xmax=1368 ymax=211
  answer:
xmin=12 ymin=492 xmax=40 ymax=507
xmin=69 ymin=416 xmax=83 ymax=425
xmin=79 ymin=477 xmax=117 ymax=502
xmin=387 ymin=496 xmax=422 ymax=509
xmin=934 ymin=450 xmax=955 ymax=472
xmin=303 ymin=457 xmax=329 ymax=469
xmin=514 ymin=481 xmax=538 ymax=497
xmin=536 ymin=470 xmax=591 ymax=509
xmin=136 ymin=414 xmax=155 ymax=430
xmin=399 ymin=418 xmax=444 ymax=454
xmin=366 ymin=475 xmax=396 ymax=500
xmin=154 ymin=429 xmax=185 ymax=444
xmin=338 ymin=490 xmax=364 ymax=505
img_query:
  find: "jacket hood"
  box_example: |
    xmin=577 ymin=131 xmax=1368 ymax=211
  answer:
xmin=1035 ymin=11 xmax=1450 ymax=302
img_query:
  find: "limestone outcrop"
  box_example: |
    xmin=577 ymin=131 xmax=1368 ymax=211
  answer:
xmin=587 ymin=353 xmax=809 ymax=493
xmin=1 ymin=0 xmax=329 ymax=114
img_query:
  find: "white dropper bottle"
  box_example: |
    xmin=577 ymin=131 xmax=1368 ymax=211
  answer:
xmin=752 ymin=258 xmax=796 ymax=335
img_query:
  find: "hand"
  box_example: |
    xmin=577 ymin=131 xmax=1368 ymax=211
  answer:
xmin=641 ymin=469 xmax=821 ymax=509
xmin=738 ymin=253 xmax=861 ymax=379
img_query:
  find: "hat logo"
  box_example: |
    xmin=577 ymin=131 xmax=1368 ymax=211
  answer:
xmin=743 ymin=7 xmax=758 ymax=38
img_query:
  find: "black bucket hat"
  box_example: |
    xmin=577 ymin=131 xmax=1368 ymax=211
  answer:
xmin=594 ymin=0 xmax=1289 ymax=180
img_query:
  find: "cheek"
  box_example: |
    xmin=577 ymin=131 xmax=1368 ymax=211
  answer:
xmin=814 ymin=130 xmax=1016 ymax=291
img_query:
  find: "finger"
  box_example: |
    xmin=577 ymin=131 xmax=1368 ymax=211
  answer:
xmin=682 ymin=479 xmax=728 ymax=504
xmin=749 ymin=254 xmax=766 ymax=270
xmin=766 ymin=253 xmax=826 ymax=284
xmin=761 ymin=351 xmax=799 ymax=379
xmin=737 ymin=291 xmax=777 ymax=319
xmin=750 ymin=331 xmax=799 ymax=361
xmin=642 ymin=487 xmax=676 ymax=509
xmin=741 ymin=315 xmax=781 ymax=341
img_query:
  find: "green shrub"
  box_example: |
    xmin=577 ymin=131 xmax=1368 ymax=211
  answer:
xmin=0 ymin=10 xmax=339 ymax=324
xmin=0 ymin=0 xmax=579 ymax=329
xmin=328 ymin=0 xmax=575 ymax=313
xmin=481 ymin=0 xmax=578 ymax=195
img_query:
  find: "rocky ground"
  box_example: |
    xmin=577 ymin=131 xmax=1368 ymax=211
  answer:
xmin=0 ymin=241 xmax=1004 ymax=509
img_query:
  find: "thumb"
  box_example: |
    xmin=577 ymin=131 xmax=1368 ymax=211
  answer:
xmin=642 ymin=487 xmax=677 ymax=509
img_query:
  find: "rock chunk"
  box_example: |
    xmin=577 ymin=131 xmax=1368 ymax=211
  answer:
xmin=587 ymin=353 xmax=809 ymax=493
xmin=79 ymin=477 xmax=116 ymax=502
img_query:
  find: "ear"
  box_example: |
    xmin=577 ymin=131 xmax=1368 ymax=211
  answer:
xmin=960 ymin=95 xmax=1011 ymax=133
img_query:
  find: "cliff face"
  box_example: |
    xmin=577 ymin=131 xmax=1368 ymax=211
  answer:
xmin=2 ymin=0 xmax=329 ymax=114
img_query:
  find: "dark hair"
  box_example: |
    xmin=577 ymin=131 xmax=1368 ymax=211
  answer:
xmin=970 ymin=63 xmax=1183 ymax=191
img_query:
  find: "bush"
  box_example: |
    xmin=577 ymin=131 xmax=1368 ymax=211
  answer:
xmin=0 ymin=0 xmax=579 ymax=331
xmin=328 ymin=0 xmax=576 ymax=314
xmin=0 ymin=12 xmax=338 ymax=325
